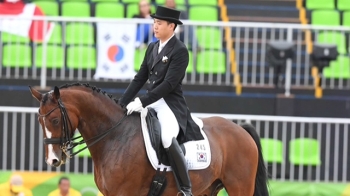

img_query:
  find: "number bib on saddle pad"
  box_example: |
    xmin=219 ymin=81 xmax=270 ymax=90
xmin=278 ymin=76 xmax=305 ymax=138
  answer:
xmin=140 ymin=108 xmax=211 ymax=171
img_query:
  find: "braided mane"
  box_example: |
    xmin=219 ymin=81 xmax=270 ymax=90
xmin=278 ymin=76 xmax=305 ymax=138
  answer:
xmin=59 ymin=83 xmax=119 ymax=104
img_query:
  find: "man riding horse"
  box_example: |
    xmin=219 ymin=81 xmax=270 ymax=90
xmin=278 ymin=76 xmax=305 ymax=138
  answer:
xmin=118 ymin=6 xmax=203 ymax=196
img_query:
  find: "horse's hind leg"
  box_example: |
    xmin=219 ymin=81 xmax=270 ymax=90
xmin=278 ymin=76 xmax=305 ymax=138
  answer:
xmin=221 ymin=147 xmax=257 ymax=195
xmin=222 ymin=173 xmax=255 ymax=196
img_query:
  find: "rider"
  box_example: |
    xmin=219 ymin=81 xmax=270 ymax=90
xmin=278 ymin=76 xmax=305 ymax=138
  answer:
xmin=118 ymin=6 xmax=204 ymax=196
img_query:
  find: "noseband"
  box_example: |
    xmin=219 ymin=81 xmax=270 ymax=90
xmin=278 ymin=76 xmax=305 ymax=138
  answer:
xmin=38 ymin=98 xmax=127 ymax=158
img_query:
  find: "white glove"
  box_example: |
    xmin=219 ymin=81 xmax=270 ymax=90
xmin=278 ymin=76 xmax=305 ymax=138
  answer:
xmin=126 ymin=97 xmax=143 ymax=115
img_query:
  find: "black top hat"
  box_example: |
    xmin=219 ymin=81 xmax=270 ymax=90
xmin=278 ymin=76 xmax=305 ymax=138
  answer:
xmin=150 ymin=6 xmax=183 ymax=25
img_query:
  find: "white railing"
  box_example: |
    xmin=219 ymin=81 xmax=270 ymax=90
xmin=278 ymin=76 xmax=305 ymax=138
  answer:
xmin=1 ymin=106 xmax=349 ymax=182
xmin=0 ymin=16 xmax=349 ymax=90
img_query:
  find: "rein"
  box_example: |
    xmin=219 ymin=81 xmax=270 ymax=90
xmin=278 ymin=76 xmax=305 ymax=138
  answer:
xmin=68 ymin=114 xmax=127 ymax=158
xmin=38 ymin=98 xmax=127 ymax=158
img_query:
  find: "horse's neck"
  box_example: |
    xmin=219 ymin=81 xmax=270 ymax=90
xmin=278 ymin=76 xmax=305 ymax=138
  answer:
xmin=71 ymin=92 xmax=141 ymax=164
xmin=86 ymin=115 xmax=143 ymax=170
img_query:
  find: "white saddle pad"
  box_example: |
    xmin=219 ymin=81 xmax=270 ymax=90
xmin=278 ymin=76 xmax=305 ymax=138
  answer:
xmin=140 ymin=109 xmax=211 ymax=171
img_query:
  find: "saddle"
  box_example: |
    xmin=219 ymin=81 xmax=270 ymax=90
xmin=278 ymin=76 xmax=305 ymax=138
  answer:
xmin=146 ymin=108 xmax=186 ymax=166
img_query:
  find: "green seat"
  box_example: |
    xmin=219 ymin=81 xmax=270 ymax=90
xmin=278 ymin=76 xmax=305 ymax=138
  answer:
xmin=47 ymin=23 xmax=62 ymax=44
xmin=196 ymin=27 xmax=222 ymax=49
xmin=217 ymin=189 xmax=228 ymax=196
xmin=62 ymin=2 xmax=90 ymax=17
xmin=1 ymin=32 xmax=30 ymax=43
xmin=289 ymin=138 xmax=321 ymax=166
xmin=343 ymin=11 xmax=350 ymax=27
xmin=134 ymin=48 xmax=146 ymax=71
xmin=306 ymin=0 xmax=335 ymax=9
xmin=34 ymin=1 xmax=59 ymax=16
xmin=188 ymin=0 xmax=217 ymax=5
xmin=317 ymin=31 xmax=347 ymax=54
xmin=323 ymin=56 xmax=350 ymax=79
xmin=260 ymin=138 xmax=284 ymax=163
xmin=2 ymin=44 xmax=32 ymax=67
xmin=311 ymin=10 xmax=340 ymax=26
xmin=73 ymin=132 xmax=91 ymax=158
xmin=91 ymin=0 xmax=119 ymax=2
xmin=67 ymin=46 xmax=96 ymax=69
xmin=65 ymin=23 xmax=94 ymax=45
xmin=95 ymin=2 xmax=125 ymax=18
xmin=126 ymin=3 xmax=155 ymax=18
xmin=155 ymin=0 xmax=186 ymax=5
xmin=122 ymin=0 xmax=140 ymax=3
xmin=196 ymin=50 xmax=226 ymax=73
xmin=337 ymin=0 xmax=350 ymax=10
xmin=189 ymin=6 xmax=218 ymax=21
xmin=186 ymin=51 xmax=193 ymax=73
xmin=35 ymin=45 xmax=64 ymax=68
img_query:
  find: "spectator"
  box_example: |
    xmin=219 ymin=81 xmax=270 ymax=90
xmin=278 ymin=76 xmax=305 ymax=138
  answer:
xmin=48 ymin=177 xmax=81 ymax=196
xmin=164 ymin=0 xmax=198 ymax=51
xmin=0 ymin=174 xmax=33 ymax=196
xmin=133 ymin=0 xmax=157 ymax=49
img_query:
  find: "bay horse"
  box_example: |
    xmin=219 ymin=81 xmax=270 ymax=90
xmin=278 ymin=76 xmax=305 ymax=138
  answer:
xmin=29 ymin=83 xmax=269 ymax=196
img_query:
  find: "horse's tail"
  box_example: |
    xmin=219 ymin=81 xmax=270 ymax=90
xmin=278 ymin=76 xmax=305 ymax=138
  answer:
xmin=240 ymin=123 xmax=269 ymax=196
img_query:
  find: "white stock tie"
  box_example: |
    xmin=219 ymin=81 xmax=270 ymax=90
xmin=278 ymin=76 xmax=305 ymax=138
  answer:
xmin=158 ymin=45 xmax=164 ymax=54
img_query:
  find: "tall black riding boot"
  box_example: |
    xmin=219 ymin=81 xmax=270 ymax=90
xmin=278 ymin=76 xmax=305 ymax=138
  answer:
xmin=166 ymin=138 xmax=192 ymax=196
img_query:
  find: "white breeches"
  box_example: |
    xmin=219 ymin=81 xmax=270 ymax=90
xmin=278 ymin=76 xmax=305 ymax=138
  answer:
xmin=146 ymin=98 xmax=179 ymax=148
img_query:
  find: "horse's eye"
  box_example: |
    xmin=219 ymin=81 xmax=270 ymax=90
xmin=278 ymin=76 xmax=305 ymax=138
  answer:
xmin=52 ymin=118 xmax=60 ymax=126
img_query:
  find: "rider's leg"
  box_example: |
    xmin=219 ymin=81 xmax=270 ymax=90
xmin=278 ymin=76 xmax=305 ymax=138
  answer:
xmin=148 ymin=98 xmax=192 ymax=196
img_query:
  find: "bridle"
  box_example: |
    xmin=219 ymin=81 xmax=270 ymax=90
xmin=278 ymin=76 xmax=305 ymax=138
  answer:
xmin=38 ymin=98 xmax=127 ymax=158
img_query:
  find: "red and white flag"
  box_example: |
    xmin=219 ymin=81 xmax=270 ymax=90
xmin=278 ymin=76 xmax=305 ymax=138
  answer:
xmin=0 ymin=0 xmax=54 ymax=43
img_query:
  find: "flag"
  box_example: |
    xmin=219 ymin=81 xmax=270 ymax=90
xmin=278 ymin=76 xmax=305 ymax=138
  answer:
xmin=0 ymin=1 xmax=54 ymax=43
xmin=94 ymin=22 xmax=137 ymax=80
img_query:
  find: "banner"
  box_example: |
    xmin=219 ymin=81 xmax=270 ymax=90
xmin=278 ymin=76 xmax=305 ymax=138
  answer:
xmin=0 ymin=2 xmax=54 ymax=42
xmin=0 ymin=3 xmax=35 ymax=37
xmin=94 ymin=23 xmax=137 ymax=80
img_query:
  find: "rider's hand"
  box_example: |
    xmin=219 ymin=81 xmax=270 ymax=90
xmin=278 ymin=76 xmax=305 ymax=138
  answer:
xmin=126 ymin=97 xmax=143 ymax=115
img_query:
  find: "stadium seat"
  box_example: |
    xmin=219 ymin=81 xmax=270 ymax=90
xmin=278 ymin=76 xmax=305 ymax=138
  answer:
xmin=337 ymin=0 xmax=350 ymax=11
xmin=65 ymin=23 xmax=94 ymax=45
xmin=260 ymin=138 xmax=284 ymax=163
xmin=196 ymin=50 xmax=226 ymax=73
xmin=122 ymin=0 xmax=141 ymax=3
xmin=72 ymin=132 xmax=91 ymax=158
xmin=317 ymin=31 xmax=347 ymax=54
xmin=343 ymin=11 xmax=350 ymax=27
xmin=323 ymin=56 xmax=350 ymax=79
xmin=67 ymin=45 xmax=96 ymax=69
xmin=155 ymin=0 xmax=186 ymax=5
xmin=187 ymin=51 xmax=193 ymax=73
xmin=95 ymin=2 xmax=125 ymax=18
xmin=34 ymin=45 xmax=64 ymax=68
xmin=47 ymin=23 xmax=62 ymax=44
xmin=34 ymin=1 xmax=59 ymax=16
xmin=289 ymin=138 xmax=321 ymax=166
xmin=2 ymin=44 xmax=32 ymax=67
xmin=306 ymin=0 xmax=335 ymax=9
xmin=134 ymin=48 xmax=146 ymax=71
xmin=311 ymin=10 xmax=340 ymax=26
xmin=62 ymin=2 xmax=90 ymax=17
xmin=126 ymin=3 xmax=156 ymax=18
xmin=196 ymin=27 xmax=222 ymax=49
xmin=189 ymin=6 xmax=218 ymax=21
xmin=188 ymin=0 xmax=217 ymax=6
xmin=1 ymin=32 xmax=30 ymax=43
xmin=217 ymin=189 xmax=228 ymax=196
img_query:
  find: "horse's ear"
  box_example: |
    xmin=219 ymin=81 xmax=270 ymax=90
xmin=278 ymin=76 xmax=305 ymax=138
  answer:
xmin=53 ymin=86 xmax=60 ymax=100
xmin=29 ymin=86 xmax=43 ymax=102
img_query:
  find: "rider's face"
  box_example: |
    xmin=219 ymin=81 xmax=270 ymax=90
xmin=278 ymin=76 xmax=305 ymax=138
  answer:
xmin=153 ymin=19 xmax=174 ymax=41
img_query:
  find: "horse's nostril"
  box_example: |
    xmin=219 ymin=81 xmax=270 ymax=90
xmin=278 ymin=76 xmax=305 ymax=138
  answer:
xmin=52 ymin=159 xmax=59 ymax=165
